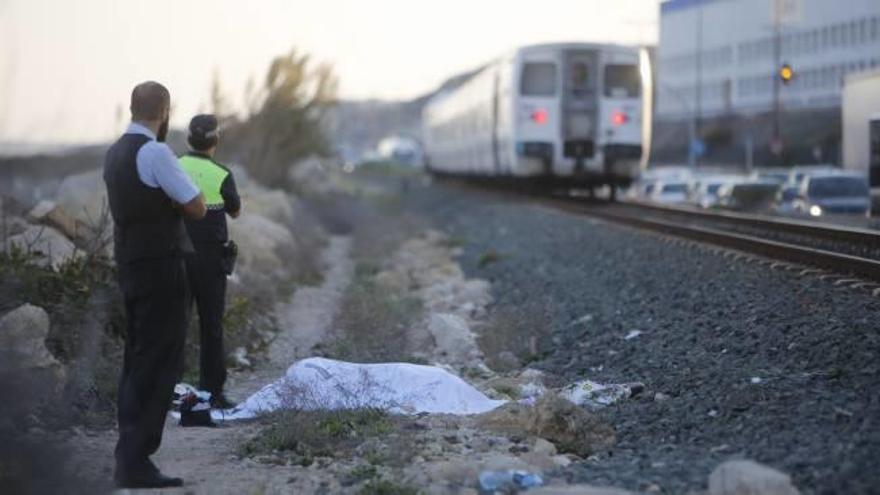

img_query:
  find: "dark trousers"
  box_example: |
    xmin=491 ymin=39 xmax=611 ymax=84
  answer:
xmin=115 ymin=257 xmax=188 ymax=474
xmin=185 ymin=243 xmax=228 ymax=397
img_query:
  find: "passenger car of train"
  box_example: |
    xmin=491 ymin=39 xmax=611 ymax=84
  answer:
xmin=422 ymin=42 xmax=645 ymax=192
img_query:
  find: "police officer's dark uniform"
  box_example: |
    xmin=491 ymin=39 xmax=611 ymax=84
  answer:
xmin=104 ymin=82 xmax=202 ymax=489
xmin=180 ymin=114 xmax=241 ymax=408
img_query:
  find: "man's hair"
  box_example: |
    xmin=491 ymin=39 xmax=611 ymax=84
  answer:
xmin=130 ymin=81 xmax=170 ymax=121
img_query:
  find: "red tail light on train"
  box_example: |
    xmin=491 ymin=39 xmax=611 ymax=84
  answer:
xmin=611 ymin=110 xmax=628 ymax=126
xmin=531 ymin=109 xmax=548 ymax=125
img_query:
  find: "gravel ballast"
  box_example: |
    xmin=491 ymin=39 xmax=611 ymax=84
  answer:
xmin=403 ymin=178 xmax=880 ymax=495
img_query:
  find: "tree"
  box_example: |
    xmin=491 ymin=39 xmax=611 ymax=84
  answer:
xmin=238 ymin=48 xmax=338 ymax=185
xmin=209 ymin=67 xmax=230 ymax=118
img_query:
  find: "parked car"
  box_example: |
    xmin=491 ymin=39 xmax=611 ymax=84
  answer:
xmin=716 ymin=180 xmax=780 ymax=212
xmin=689 ymin=175 xmax=743 ymax=209
xmin=792 ymin=171 xmax=871 ymax=218
xmin=785 ymin=164 xmax=838 ymax=187
xmin=751 ymin=167 xmax=790 ymax=185
xmin=773 ymin=183 xmax=801 ymax=215
xmin=650 ymin=181 xmax=690 ymax=204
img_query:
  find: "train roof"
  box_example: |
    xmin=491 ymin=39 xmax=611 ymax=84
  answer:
xmin=514 ymin=41 xmax=641 ymax=53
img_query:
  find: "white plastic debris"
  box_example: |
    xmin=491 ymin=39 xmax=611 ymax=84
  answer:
xmin=559 ymin=379 xmax=644 ymax=409
xmin=218 ymin=357 xmax=506 ymax=420
xmin=624 ymin=330 xmax=643 ymax=340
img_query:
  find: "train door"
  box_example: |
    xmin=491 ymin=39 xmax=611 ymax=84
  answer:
xmin=562 ymin=50 xmax=599 ymax=173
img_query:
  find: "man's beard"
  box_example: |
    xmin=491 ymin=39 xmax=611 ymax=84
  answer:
xmin=157 ymin=117 xmax=169 ymax=142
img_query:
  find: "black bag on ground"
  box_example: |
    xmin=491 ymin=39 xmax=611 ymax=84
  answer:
xmin=220 ymin=240 xmax=238 ymax=276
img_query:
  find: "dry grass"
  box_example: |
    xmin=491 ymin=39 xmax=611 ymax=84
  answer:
xmin=326 ymin=261 xmax=422 ymax=363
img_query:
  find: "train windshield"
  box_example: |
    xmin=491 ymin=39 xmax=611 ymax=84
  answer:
xmin=604 ymin=64 xmax=640 ymax=98
xmin=521 ymin=62 xmax=557 ymax=97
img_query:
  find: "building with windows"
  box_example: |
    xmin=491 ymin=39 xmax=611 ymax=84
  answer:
xmin=657 ymin=0 xmax=880 ymax=120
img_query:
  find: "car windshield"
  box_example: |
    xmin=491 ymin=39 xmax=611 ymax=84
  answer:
xmin=808 ymin=177 xmax=869 ymax=198
xmin=760 ymin=173 xmax=788 ymax=183
xmin=706 ymin=183 xmax=723 ymax=195
xmin=662 ymin=183 xmax=687 ymax=194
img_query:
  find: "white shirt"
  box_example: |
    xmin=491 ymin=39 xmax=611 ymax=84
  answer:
xmin=125 ymin=122 xmax=200 ymax=204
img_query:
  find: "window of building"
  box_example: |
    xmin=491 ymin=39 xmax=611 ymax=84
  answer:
xmin=873 ymin=17 xmax=879 ymax=40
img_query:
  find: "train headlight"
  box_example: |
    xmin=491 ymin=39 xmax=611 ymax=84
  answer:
xmin=809 ymin=205 xmax=823 ymax=217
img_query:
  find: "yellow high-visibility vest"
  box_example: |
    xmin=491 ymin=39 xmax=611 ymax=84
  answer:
xmin=179 ymin=155 xmax=229 ymax=210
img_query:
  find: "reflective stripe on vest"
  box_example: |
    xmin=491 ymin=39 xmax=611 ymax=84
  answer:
xmin=179 ymin=155 xmax=228 ymax=210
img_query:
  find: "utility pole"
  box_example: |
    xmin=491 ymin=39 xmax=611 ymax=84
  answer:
xmin=694 ymin=4 xmax=704 ymax=168
xmin=771 ymin=0 xmax=783 ymax=162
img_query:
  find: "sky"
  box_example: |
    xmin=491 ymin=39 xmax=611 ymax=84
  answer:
xmin=0 ymin=0 xmax=659 ymax=145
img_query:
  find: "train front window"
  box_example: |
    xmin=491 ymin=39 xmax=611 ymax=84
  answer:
xmin=604 ymin=64 xmax=640 ymax=98
xmin=521 ymin=62 xmax=557 ymax=97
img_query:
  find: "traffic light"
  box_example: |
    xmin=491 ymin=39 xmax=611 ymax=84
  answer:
xmin=779 ymin=63 xmax=794 ymax=85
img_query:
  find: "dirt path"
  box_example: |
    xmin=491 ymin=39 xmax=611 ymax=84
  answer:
xmin=225 ymin=235 xmax=353 ymax=400
xmin=66 ymin=236 xmax=354 ymax=494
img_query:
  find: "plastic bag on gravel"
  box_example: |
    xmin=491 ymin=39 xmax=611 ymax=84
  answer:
xmin=559 ymin=380 xmax=644 ymax=409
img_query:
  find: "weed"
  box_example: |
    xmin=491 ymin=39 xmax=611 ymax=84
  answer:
xmin=477 ymin=250 xmax=504 ymax=268
xmin=329 ymin=261 xmax=422 ymax=363
xmin=357 ymin=479 xmax=420 ymax=495
xmin=241 ymin=408 xmax=397 ymax=466
xmin=342 ymin=464 xmax=378 ymax=486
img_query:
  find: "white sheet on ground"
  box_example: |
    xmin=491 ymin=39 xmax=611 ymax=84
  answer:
xmin=217 ymin=357 xmax=506 ymax=420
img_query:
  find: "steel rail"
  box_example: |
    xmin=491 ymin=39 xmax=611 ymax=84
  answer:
xmin=619 ymin=199 xmax=880 ymax=247
xmin=539 ymin=195 xmax=880 ymax=283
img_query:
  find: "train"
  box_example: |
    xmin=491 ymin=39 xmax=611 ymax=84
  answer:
xmin=422 ymin=42 xmax=648 ymax=195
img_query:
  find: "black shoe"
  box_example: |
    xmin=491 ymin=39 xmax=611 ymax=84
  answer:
xmin=114 ymin=470 xmax=183 ymax=489
xmin=210 ymin=393 xmax=237 ymax=409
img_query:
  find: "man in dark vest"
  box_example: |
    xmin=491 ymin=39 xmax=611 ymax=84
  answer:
xmin=179 ymin=114 xmax=241 ymax=409
xmin=103 ymin=81 xmax=206 ymax=488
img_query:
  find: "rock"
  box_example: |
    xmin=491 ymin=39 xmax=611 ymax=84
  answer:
xmin=228 ymin=213 xmax=295 ymax=274
xmin=494 ymin=351 xmax=522 ymax=371
xmin=241 ymin=185 xmax=294 ymax=225
xmin=231 ymin=346 xmax=252 ymax=369
xmin=3 ymin=215 xmax=31 ymax=237
xmin=0 ymin=304 xmax=66 ymax=385
xmin=427 ymin=313 xmax=482 ymax=366
xmin=477 ymin=394 xmax=616 ymax=457
xmin=27 ymin=200 xmax=81 ymax=241
xmin=533 ymin=438 xmax=557 ymax=456
xmin=55 ymin=169 xmax=107 ymax=226
xmin=653 ymin=392 xmax=671 ymax=402
xmin=551 ymin=455 xmax=572 ymax=467
xmin=5 ymin=225 xmax=79 ymax=269
xmin=709 ymin=460 xmax=800 ymax=495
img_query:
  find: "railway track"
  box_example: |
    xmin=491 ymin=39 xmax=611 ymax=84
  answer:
xmin=444 ymin=178 xmax=880 ymax=284
xmin=542 ymin=192 xmax=880 ymax=283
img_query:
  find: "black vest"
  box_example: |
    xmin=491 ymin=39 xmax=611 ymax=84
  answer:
xmin=103 ymin=133 xmax=192 ymax=264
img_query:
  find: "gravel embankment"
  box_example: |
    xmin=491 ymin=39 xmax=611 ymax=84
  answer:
xmin=403 ymin=177 xmax=880 ymax=495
